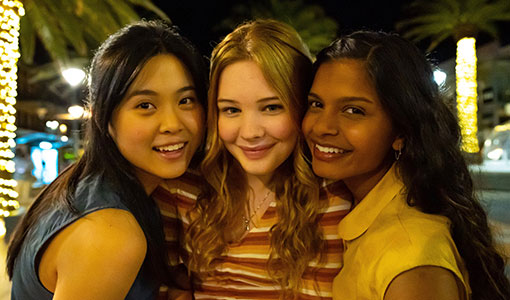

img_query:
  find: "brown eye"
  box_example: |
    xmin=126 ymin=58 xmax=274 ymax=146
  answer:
xmin=345 ymin=107 xmax=365 ymax=115
xmin=136 ymin=102 xmax=155 ymax=110
xmin=179 ymin=97 xmax=195 ymax=105
xmin=264 ymin=104 xmax=284 ymax=112
xmin=308 ymin=100 xmax=323 ymax=108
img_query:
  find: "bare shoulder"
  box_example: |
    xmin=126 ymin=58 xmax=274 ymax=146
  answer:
xmin=42 ymin=208 xmax=147 ymax=299
xmin=384 ymin=266 xmax=465 ymax=300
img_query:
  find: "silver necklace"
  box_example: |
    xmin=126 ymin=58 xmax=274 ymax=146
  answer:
xmin=243 ymin=190 xmax=272 ymax=231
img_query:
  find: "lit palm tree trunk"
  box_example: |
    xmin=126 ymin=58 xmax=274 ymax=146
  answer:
xmin=456 ymin=37 xmax=480 ymax=153
xmin=0 ymin=0 xmax=23 ymax=234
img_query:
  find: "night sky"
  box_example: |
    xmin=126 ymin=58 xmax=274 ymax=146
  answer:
xmin=151 ymin=0 xmax=510 ymax=63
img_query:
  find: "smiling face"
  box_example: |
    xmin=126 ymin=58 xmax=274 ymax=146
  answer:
xmin=302 ymin=59 xmax=402 ymax=202
xmin=217 ymin=60 xmax=298 ymax=181
xmin=109 ymin=54 xmax=204 ymax=192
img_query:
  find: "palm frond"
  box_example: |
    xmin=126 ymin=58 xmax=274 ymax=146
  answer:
xmin=25 ymin=0 xmax=69 ymax=64
xmin=126 ymin=0 xmax=171 ymax=22
xmin=105 ymin=0 xmax=140 ymax=26
xmin=19 ymin=11 xmax=36 ymax=64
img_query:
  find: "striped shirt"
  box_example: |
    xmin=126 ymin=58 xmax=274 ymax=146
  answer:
xmin=154 ymin=172 xmax=351 ymax=299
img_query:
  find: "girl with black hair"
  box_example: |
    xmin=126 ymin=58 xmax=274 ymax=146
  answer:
xmin=6 ymin=20 xmax=207 ymax=300
xmin=303 ymin=31 xmax=510 ymax=300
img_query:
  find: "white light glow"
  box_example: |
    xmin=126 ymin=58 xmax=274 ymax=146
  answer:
xmin=45 ymin=120 xmax=59 ymax=130
xmin=484 ymin=139 xmax=492 ymax=147
xmin=433 ymin=69 xmax=446 ymax=86
xmin=487 ymin=148 xmax=503 ymax=160
xmin=39 ymin=141 xmax=52 ymax=150
xmin=68 ymin=105 xmax=84 ymax=119
xmin=62 ymin=67 xmax=86 ymax=87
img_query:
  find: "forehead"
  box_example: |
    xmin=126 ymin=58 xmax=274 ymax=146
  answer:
xmin=127 ymin=54 xmax=193 ymax=92
xmin=217 ymin=60 xmax=277 ymax=102
xmin=312 ymin=60 xmax=375 ymax=95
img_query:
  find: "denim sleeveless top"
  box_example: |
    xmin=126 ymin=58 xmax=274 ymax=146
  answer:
xmin=11 ymin=175 xmax=158 ymax=300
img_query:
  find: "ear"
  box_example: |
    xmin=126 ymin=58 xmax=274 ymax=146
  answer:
xmin=392 ymin=136 xmax=405 ymax=151
xmin=108 ymin=123 xmax=116 ymax=140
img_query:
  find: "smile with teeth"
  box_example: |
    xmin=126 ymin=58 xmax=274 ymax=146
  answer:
xmin=154 ymin=143 xmax=185 ymax=152
xmin=315 ymin=144 xmax=346 ymax=154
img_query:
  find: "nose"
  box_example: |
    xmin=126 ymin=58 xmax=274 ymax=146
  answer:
xmin=239 ymin=112 xmax=264 ymax=140
xmin=310 ymin=111 xmax=338 ymax=136
xmin=160 ymin=107 xmax=183 ymax=134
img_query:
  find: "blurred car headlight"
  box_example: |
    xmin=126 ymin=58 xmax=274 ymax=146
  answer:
xmin=487 ymin=148 xmax=504 ymax=160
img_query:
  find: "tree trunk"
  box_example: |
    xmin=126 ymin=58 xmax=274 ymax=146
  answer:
xmin=455 ymin=37 xmax=480 ymax=153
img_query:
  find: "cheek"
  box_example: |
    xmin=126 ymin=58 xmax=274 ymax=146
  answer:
xmin=301 ymin=114 xmax=313 ymax=137
xmin=270 ymin=116 xmax=298 ymax=144
xmin=218 ymin=118 xmax=236 ymax=143
xmin=184 ymin=109 xmax=205 ymax=142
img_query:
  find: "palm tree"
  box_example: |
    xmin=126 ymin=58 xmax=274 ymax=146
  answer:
xmin=21 ymin=0 xmax=169 ymax=65
xmin=397 ymin=0 xmax=510 ymax=153
xmin=216 ymin=0 xmax=338 ymax=55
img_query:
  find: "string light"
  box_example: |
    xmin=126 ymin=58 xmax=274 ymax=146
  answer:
xmin=0 ymin=0 xmax=23 ymax=225
xmin=456 ymin=37 xmax=480 ymax=153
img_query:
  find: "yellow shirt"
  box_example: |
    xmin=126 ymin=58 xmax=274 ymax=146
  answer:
xmin=332 ymin=165 xmax=471 ymax=300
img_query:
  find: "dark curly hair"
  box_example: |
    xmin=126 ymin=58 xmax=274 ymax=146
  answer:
xmin=313 ymin=30 xmax=510 ymax=300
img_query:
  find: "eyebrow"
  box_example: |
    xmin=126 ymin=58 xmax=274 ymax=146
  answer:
xmin=125 ymin=86 xmax=196 ymax=99
xmin=308 ymin=92 xmax=373 ymax=104
xmin=217 ymin=96 xmax=280 ymax=104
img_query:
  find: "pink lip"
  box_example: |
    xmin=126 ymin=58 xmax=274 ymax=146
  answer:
xmin=239 ymin=144 xmax=273 ymax=160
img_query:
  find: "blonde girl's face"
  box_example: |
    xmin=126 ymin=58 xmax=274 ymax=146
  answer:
xmin=109 ymin=54 xmax=205 ymax=191
xmin=216 ymin=60 xmax=298 ymax=180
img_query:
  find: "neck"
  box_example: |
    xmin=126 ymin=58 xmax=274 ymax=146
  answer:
xmin=246 ymin=173 xmax=273 ymax=197
xmin=345 ymin=163 xmax=393 ymax=206
xmin=135 ymin=169 xmax=162 ymax=195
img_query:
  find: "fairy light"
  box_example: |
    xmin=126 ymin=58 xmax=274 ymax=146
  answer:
xmin=456 ymin=37 xmax=480 ymax=153
xmin=0 ymin=0 xmax=23 ymax=226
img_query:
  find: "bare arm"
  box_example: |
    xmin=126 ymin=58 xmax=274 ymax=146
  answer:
xmin=384 ymin=266 xmax=465 ymax=300
xmin=39 ymin=208 xmax=147 ymax=300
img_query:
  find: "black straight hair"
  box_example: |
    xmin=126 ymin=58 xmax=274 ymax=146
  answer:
xmin=314 ymin=31 xmax=510 ymax=300
xmin=7 ymin=20 xmax=208 ymax=287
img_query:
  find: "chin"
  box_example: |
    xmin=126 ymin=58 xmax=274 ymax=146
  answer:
xmin=312 ymin=166 xmax=342 ymax=181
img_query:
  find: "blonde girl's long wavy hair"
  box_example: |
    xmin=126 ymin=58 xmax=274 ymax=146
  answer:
xmin=187 ymin=19 xmax=326 ymax=297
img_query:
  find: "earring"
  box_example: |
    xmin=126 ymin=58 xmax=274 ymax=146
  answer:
xmin=394 ymin=147 xmax=402 ymax=161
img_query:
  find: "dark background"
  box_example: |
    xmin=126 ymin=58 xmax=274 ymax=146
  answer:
xmin=152 ymin=0 xmax=510 ymax=63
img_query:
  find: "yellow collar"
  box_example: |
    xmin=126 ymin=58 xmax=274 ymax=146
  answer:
xmin=338 ymin=164 xmax=405 ymax=241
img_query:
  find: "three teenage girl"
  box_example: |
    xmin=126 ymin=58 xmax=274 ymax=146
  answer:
xmin=8 ymin=17 xmax=509 ymax=300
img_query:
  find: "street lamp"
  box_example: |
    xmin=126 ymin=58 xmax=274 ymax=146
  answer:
xmin=68 ymin=105 xmax=85 ymax=119
xmin=62 ymin=68 xmax=86 ymax=158
xmin=433 ymin=69 xmax=447 ymax=86
xmin=62 ymin=68 xmax=86 ymax=87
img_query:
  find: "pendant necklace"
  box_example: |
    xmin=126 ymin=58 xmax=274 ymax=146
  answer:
xmin=243 ymin=190 xmax=272 ymax=232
